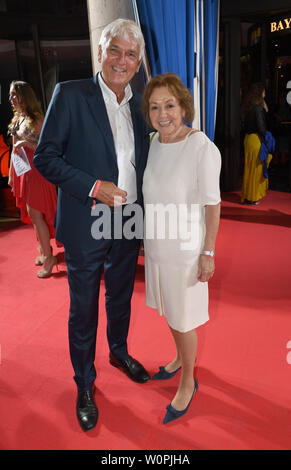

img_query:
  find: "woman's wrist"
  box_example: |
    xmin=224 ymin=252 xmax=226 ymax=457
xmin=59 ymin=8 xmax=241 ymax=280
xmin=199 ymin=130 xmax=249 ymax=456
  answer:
xmin=201 ymin=250 xmax=215 ymax=258
xmin=14 ymin=140 xmax=24 ymax=147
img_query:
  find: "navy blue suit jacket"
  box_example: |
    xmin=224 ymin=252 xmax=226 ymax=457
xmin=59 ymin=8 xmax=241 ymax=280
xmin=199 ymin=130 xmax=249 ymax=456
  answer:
xmin=34 ymin=75 xmax=149 ymax=249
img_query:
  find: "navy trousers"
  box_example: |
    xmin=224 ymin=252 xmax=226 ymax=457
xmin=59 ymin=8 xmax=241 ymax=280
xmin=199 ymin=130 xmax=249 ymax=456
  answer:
xmin=64 ymin=208 xmax=140 ymax=391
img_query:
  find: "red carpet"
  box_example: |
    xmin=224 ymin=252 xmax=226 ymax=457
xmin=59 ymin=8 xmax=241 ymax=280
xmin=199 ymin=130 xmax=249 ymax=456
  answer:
xmin=0 ymin=190 xmax=291 ymax=450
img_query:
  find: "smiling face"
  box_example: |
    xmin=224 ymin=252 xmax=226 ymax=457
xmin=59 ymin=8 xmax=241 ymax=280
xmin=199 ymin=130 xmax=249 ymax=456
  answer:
xmin=9 ymin=86 xmax=22 ymax=112
xmin=149 ymin=86 xmax=185 ymax=142
xmin=98 ymin=35 xmax=141 ymax=100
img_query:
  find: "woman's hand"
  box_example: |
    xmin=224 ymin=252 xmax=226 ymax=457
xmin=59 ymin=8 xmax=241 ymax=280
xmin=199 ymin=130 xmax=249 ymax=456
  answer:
xmin=197 ymin=255 xmax=215 ymax=282
xmin=8 ymin=175 xmax=13 ymax=188
xmin=13 ymin=140 xmax=25 ymax=153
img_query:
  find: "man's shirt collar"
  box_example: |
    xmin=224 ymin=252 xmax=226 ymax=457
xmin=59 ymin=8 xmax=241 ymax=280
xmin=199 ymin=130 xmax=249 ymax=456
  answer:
xmin=98 ymin=72 xmax=133 ymax=106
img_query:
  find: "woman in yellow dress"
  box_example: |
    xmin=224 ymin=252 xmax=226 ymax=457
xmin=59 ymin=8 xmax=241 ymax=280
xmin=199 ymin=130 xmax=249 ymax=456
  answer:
xmin=241 ymin=83 xmax=272 ymax=205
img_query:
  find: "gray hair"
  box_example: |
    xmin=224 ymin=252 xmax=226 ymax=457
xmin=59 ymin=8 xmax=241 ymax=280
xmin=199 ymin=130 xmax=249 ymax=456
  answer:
xmin=99 ymin=18 xmax=145 ymax=60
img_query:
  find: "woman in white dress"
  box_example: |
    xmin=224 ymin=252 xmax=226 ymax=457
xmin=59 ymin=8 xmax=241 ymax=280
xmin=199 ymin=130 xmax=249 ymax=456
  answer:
xmin=142 ymin=73 xmax=221 ymax=424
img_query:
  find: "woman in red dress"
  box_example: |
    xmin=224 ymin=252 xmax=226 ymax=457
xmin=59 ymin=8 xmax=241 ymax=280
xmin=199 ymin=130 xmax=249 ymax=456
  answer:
xmin=8 ymin=80 xmax=58 ymax=278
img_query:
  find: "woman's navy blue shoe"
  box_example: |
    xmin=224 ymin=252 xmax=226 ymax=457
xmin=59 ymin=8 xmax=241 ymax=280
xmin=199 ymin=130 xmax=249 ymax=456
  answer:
xmin=163 ymin=379 xmax=198 ymax=424
xmin=152 ymin=365 xmax=181 ymax=380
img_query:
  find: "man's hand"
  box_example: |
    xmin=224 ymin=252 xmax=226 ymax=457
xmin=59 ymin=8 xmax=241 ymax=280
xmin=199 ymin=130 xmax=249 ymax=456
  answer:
xmin=94 ymin=181 xmax=127 ymax=206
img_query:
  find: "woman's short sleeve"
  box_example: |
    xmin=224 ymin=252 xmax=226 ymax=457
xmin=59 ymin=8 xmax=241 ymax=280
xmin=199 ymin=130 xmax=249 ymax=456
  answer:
xmin=197 ymin=137 xmax=221 ymax=206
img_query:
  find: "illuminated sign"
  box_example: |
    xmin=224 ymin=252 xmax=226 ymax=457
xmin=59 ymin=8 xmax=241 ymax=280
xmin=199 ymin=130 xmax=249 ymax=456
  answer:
xmin=270 ymin=18 xmax=291 ymax=32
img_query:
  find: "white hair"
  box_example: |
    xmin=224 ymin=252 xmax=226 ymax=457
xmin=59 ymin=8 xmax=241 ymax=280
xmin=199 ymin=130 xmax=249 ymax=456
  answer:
xmin=99 ymin=18 xmax=145 ymax=60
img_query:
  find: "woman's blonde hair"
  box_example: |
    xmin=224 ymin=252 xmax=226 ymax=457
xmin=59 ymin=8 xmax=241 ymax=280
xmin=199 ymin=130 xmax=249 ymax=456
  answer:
xmin=142 ymin=73 xmax=194 ymax=127
xmin=8 ymin=81 xmax=43 ymax=134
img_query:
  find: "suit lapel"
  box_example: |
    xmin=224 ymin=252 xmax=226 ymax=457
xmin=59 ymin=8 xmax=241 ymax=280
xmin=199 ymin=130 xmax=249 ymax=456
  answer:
xmin=85 ymin=76 xmax=144 ymax=171
xmin=129 ymin=95 xmax=143 ymax=170
xmin=85 ymin=76 xmax=116 ymax=162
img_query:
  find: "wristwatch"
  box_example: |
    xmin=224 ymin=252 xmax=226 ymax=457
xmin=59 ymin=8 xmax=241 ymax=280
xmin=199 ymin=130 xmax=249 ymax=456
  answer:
xmin=201 ymin=250 xmax=215 ymax=257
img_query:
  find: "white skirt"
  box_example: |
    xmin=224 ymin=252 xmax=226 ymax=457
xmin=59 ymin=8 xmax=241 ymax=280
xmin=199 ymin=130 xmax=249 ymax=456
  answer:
xmin=144 ymin=254 xmax=209 ymax=333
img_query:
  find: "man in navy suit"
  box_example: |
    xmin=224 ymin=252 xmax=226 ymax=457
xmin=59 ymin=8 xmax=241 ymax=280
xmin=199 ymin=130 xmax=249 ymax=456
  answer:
xmin=34 ymin=19 xmax=150 ymax=432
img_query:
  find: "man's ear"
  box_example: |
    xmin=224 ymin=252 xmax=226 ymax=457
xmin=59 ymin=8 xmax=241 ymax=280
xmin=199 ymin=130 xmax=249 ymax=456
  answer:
xmin=136 ymin=58 xmax=142 ymax=74
xmin=98 ymin=45 xmax=102 ymax=63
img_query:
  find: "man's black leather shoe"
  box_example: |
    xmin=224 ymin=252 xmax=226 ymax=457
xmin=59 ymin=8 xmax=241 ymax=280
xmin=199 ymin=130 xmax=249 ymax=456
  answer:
xmin=76 ymin=386 xmax=98 ymax=432
xmin=109 ymin=352 xmax=150 ymax=383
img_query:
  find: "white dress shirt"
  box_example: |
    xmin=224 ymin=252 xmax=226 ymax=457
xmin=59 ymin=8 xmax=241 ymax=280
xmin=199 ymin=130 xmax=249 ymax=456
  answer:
xmin=92 ymin=72 xmax=137 ymax=204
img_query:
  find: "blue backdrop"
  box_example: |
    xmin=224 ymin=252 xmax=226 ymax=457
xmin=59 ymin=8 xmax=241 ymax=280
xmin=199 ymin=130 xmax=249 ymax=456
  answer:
xmin=135 ymin=0 xmax=195 ymax=94
xmin=133 ymin=0 xmax=219 ymax=141
xmin=201 ymin=0 xmax=219 ymax=141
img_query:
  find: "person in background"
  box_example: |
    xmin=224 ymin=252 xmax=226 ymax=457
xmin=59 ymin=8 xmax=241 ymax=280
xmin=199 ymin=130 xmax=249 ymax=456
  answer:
xmin=0 ymin=133 xmax=10 ymax=178
xmin=33 ymin=19 xmax=150 ymax=432
xmin=8 ymin=80 xmax=58 ymax=277
xmin=142 ymin=73 xmax=221 ymax=424
xmin=273 ymin=89 xmax=291 ymax=165
xmin=241 ymin=82 xmax=273 ymax=205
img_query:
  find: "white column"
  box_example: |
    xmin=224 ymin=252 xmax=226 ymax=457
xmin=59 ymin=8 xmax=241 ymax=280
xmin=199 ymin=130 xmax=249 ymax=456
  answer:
xmin=87 ymin=0 xmax=134 ymax=74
